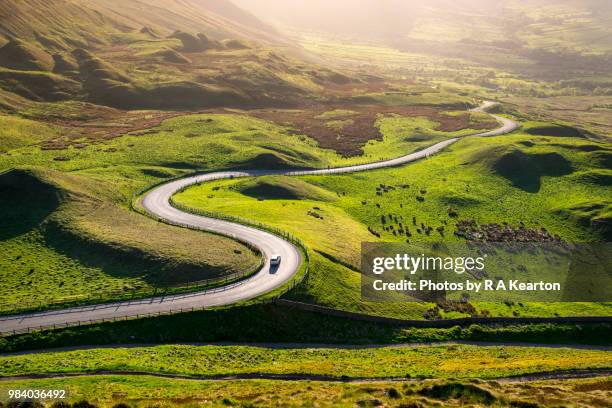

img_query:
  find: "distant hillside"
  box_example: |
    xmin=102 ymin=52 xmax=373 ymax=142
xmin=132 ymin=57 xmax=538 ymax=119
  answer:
xmin=0 ymin=0 xmax=283 ymax=48
xmin=234 ymin=0 xmax=612 ymax=52
xmin=0 ymin=0 xmax=358 ymax=110
xmin=234 ymin=0 xmax=612 ymax=73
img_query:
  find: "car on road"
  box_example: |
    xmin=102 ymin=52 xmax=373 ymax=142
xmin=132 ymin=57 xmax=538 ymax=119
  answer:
xmin=270 ymin=254 xmax=282 ymax=266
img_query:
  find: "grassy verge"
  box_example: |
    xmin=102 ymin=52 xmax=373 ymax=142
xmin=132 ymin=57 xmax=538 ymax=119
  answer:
xmin=1 ymin=343 xmax=610 ymax=380
xmin=1 ymin=304 xmax=611 ymax=353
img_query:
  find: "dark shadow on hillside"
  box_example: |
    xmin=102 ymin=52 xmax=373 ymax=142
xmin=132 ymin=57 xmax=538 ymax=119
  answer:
xmin=240 ymin=182 xmax=300 ymax=200
xmin=0 ymin=170 xmax=61 ymax=240
xmin=40 ymin=219 xmax=232 ymax=287
xmin=589 ymin=151 xmax=612 ymax=168
xmin=525 ymin=124 xmax=584 ymax=138
xmin=235 ymin=177 xmax=336 ymax=202
xmin=231 ymin=152 xmax=310 ymax=170
xmin=492 ymin=150 xmax=573 ymax=193
xmin=575 ymin=170 xmax=612 ymax=187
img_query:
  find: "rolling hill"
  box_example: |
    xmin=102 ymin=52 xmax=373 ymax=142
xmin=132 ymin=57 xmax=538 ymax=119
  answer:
xmin=234 ymin=0 xmax=612 ymax=75
xmin=0 ymin=0 xmax=359 ymax=109
xmin=0 ymin=0 xmax=283 ymax=48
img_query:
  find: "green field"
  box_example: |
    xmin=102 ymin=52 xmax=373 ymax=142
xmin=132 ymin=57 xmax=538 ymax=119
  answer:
xmin=2 ymin=343 xmax=610 ymax=379
xmin=0 ymin=72 xmax=609 ymax=320
xmin=2 ymin=376 xmax=611 ymax=408
xmin=173 ymin=123 xmax=612 ymax=319
xmin=1 ymin=0 xmax=609 ymax=317
xmin=0 ymin=95 xmax=508 ymax=313
xmin=0 ymin=165 xmax=261 ymax=313
xmin=0 ymin=108 xmax=344 ymax=312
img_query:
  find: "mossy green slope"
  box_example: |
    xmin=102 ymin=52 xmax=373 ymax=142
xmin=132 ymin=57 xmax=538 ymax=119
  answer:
xmin=174 ymin=125 xmax=612 ymax=318
xmin=0 ymin=168 xmax=261 ymax=312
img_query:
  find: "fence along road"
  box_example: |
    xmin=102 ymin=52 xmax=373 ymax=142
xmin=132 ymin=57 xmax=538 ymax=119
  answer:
xmin=0 ymin=101 xmax=518 ymax=335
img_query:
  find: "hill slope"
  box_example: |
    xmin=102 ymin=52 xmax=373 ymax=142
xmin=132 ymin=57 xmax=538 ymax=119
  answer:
xmin=234 ymin=0 xmax=612 ymax=74
xmin=0 ymin=0 xmax=282 ymax=48
xmin=0 ymin=0 xmax=360 ymax=109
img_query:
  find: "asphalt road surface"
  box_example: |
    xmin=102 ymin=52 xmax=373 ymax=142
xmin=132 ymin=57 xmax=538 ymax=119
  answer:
xmin=0 ymin=101 xmax=518 ymax=334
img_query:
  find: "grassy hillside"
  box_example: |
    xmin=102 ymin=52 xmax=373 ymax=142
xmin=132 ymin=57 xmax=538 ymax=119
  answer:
xmin=0 ymin=114 xmax=60 ymax=151
xmin=174 ymin=124 xmax=612 ymax=319
xmin=0 ymin=0 xmax=609 ymax=327
xmin=0 ymin=109 xmax=342 ymax=312
xmin=0 ymin=0 xmax=282 ymax=47
xmin=0 ymin=95 xmax=507 ymax=313
xmin=0 ymin=167 xmax=261 ymax=313
xmin=0 ymin=0 xmax=362 ymax=109
xmin=297 ymin=34 xmax=612 ymax=142
xmin=1 ymin=5 xmax=610 ymax=407
xmin=237 ymin=0 xmax=612 ymax=66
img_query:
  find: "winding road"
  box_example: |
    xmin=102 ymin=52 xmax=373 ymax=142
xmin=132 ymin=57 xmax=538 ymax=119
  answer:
xmin=0 ymin=101 xmax=518 ymax=335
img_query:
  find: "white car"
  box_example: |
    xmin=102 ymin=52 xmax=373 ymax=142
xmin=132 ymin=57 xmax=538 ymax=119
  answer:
xmin=270 ymin=254 xmax=282 ymax=266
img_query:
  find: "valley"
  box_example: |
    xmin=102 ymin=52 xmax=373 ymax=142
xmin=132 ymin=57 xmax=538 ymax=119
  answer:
xmin=0 ymin=1 xmax=610 ymax=407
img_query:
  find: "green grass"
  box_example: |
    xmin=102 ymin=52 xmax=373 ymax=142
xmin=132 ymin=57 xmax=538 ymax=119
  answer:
xmin=0 ymin=168 xmax=261 ymax=313
xmin=0 ymin=113 xmax=329 ymax=172
xmin=0 ymin=111 xmax=339 ymax=312
xmin=0 ymin=73 xmax=608 ymax=320
xmin=0 ymin=98 xmax=517 ymax=313
xmin=0 ymin=108 xmax=357 ymax=312
xmin=352 ymin=91 xmax=474 ymax=109
xmin=174 ymin=127 xmax=612 ymax=319
xmin=0 ymin=114 xmax=61 ymax=151
xmin=2 ymin=304 xmax=610 ymax=353
xmin=2 ymin=376 xmax=611 ymax=408
xmin=2 ymin=343 xmax=610 ymax=379
xmin=315 ymin=109 xmax=358 ymax=120
xmin=233 ymin=176 xmax=338 ymax=201
xmin=357 ymin=113 xmax=497 ymax=164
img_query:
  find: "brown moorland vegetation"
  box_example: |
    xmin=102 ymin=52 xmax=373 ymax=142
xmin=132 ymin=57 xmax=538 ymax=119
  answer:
xmin=251 ymin=105 xmax=498 ymax=156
